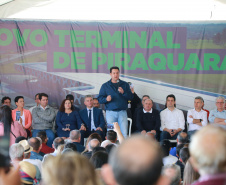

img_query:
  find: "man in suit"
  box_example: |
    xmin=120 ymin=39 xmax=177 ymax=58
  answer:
xmin=79 ymin=95 xmax=106 ymax=140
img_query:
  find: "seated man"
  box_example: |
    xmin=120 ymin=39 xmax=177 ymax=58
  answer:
xmin=93 ymin=98 xmax=106 ymax=122
xmin=161 ymin=140 xmax=178 ymax=166
xmin=9 ymin=143 xmax=24 ymax=169
xmin=19 ymin=140 xmax=42 ymax=173
xmin=162 ymin=164 xmax=181 ymax=185
xmin=82 ymin=138 xmax=100 ymax=159
xmin=187 ymin=96 xmax=208 ymax=139
xmin=169 ymin=132 xmax=188 ymax=157
xmin=69 ymin=130 xmax=85 ymax=153
xmin=29 ymin=93 xmax=40 ymax=114
xmin=48 ymin=137 xmax=65 ymax=156
xmin=1 ymin=96 xmax=11 ymax=108
xmin=209 ymin=96 xmax=226 ymax=125
xmin=189 ymin=125 xmax=226 ymax=185
xmin=79 ymin=95 xmax=106 ymax=141
xmin=160 ymin=94 xmax=185 ymax=141
xmin=32 ymin=93 xmax=56 ymax=147
xmin=136 ymin=98 xmax=160 ymax=139
xmin=36 ymin=131 xmax=54 ymax=155
xmin=133 ymin=95 xmax=150 ymax=132
xmin=101 ymin=135 xmax=170 ymax=185
xmin=28 ymin=137 xmax=43 ymax=161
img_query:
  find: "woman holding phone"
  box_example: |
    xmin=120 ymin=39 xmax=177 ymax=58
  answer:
xmin=11 ymin=96 xmax=32 ymax=137
xmin=56 ymin=99 xmax=82 ymax=138
xmin=0 ymin=105 xmax=27 ymax=145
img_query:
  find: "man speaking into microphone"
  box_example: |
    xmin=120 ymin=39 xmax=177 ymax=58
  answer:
xmin=98 ymin=66 xmax=133 ymax=138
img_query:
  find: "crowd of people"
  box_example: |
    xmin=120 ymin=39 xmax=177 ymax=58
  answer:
xmin=0 ymin=66 xmax=226 ymax=185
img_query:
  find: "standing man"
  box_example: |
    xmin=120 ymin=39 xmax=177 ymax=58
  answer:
xmin=209 ymin=96 xmax=226 ymax=125
xmin=187 ymin=96 xmax=208 ymax=139
xmin=160 ymin=94 xmax=185 ymax=141
xmin=98 ymin=66 xmax=133 ymax=138
xmin=32 ymin=93 xmax=56 ymax=147
xmin=79 ymin=95 xmax=106 ymax=141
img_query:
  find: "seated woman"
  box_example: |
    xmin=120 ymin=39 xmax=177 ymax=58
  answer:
xmin=12 ymin=96 xmax=32 ymax=137
xmin=0 ymin=105 xmax=27 ymax=145
xmin=56 ymin=99 xmax=82 ymax=138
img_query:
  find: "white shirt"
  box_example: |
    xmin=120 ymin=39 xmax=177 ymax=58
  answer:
xmin=21 ymin=112 xmax=25 ymax=127
xmin=160 ymin=108 xmax=185 ymax=130
xmin=23 ymin=158 xmax=42 ymax=173
xmin=143 ymin=108 xmax=153 ymax=113
xmin=187 ymin=109 xmax=208 ymax=131
xmin=87 ymin=107 xmax=96 ymax=131
xmin=163 ymin=154 xmax=178 ymax=165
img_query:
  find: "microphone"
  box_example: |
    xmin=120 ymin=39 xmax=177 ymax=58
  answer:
xmin=117 ymin=80 xmax=119 ymax=90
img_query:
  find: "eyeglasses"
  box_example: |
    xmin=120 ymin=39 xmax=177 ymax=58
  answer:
xmin=216 ymin=102 xmax=224 ymax=104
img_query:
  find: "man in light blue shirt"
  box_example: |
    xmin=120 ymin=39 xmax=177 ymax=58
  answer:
xmin=209 ymin=96 xmax=226 ymax=125
xmin=28 ymin=137 xmax=43 ymax=161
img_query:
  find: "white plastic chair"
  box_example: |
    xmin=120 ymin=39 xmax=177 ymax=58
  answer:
xmin=127 ymin=118 xmax=132 ymax=137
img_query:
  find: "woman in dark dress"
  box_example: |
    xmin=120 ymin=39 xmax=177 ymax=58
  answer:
xmin=56 ymin=99 xmax=82 ymax=138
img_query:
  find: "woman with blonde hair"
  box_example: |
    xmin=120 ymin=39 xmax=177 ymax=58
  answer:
xmin=183 ymin=158 xmax=200 ymax=185
xmin=42 ymin=153 xmax=102 ymax=185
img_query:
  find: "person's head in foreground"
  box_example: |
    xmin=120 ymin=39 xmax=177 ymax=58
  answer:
xmin=42 ymin=152 xmax=101 ymax=185
xmin=189 ymin=125 xmax=226 ymax=176
xmin=162 ymin=164 xmax=181 ymax=185
xmin=101 ymin=135 xmax=170 ymax=185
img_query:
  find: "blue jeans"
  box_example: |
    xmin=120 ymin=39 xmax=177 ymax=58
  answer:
xmin=33 ymin=129 xmax=55 ymax=147
xmin=106 ymin=110 xmax=128 ymax=138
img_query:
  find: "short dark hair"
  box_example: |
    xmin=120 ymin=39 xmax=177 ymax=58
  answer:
xmin=105 ymin=144 xmax=116 ymax=154
xmin=177 ymin=132 xmax=188 ymax=144
xmin=1 ymin=96 xmax=11 ymax=104
xmin=14 ymin=96 xmax=24 ymax=103
xmin=66 ymin=94 xmax=74 ymax=101
xmin=53 ymin=137 xmax=65 ymax=149
xmin=161 ymin=140 xmax=171 ymax=157
xmin=107 ymin=130 xmax=117 ymax=142
xmin=93 ymin=98 xmax=98 ymax=101
xmin=64 ymin=143 xmax=77 ymax=152
xmin=110 ymin=66 xmax=120 ymax=73
xmin=90 ymin=151 xmax=108 ymax=169
xmin=59 ymin=99 xmax=74 ymax=112
xmin=15 ymin=136 xmax=27 ymax=143
xmin=92 ymin=146 xmax=106 ymax=156
xmin=166 ymin=94 xmax=176 ymax=101
xmin=179 ymin=147 xmax=190 ymax=164
xmin=35 ymin=93 xmax=40 ymax=99
xmin=142 ymin=95 xmax=150 ymax=100
xmin=176 ymin=144 xmax=185 ymax=157
xmin=39 ymin=93 xmax=48 ymax=101
xmin=36 ymin=131 xmax=47 ymax=143
xmin=28 ymin=137 xmax=41 ymax=151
